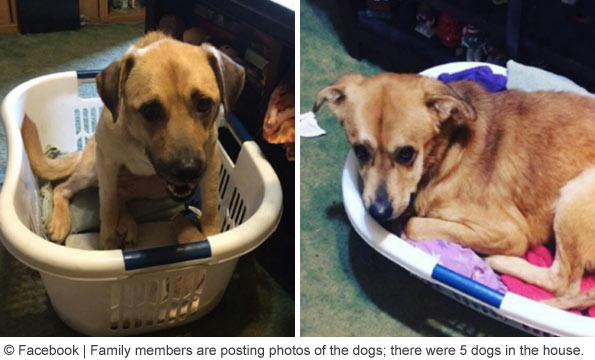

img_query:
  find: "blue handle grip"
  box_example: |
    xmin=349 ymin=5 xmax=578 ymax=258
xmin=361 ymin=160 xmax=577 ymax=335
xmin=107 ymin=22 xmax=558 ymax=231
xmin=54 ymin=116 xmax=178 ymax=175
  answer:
xmin=431 ymin=264 xmax=505 ymax=308
xmin=227 ymin=112 xmax=254 ymax=143
xmin=123 ymin=240 xmax=212 ymax=270
xmin=76 ymin=69 xmax=102 ymax=79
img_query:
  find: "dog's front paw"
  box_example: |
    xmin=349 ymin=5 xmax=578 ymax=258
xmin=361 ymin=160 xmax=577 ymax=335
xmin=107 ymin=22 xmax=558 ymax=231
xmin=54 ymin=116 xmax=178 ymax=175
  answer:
xmin=178 ymin=227 xmax=206 ymax=243
xmin=117 ymin=210 xmax=138 ymax=247
xmin=201 ymin=224 xmax=220 ymax=237
xmin=99 ymin=231 xmax=121 ymax=250
xmin=47 ymin=213 xmax=71 ymax=244
xmin=200 ymin=216 xmax=220 ymax=237
xmin=173 ymin=214 xmax=206 ymax=244
xmin=404 ymin=221 xmax=423 ymax=242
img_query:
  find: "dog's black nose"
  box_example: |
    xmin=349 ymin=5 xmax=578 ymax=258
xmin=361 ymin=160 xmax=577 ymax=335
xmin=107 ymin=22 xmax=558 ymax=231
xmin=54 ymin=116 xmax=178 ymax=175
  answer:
xmin=369 ymin=202 xmax=393 ymax=221
xmin=171 ymin=157 xmax=203 ymax=183
xmin=369 ymin=184 xmax=392 ymax=221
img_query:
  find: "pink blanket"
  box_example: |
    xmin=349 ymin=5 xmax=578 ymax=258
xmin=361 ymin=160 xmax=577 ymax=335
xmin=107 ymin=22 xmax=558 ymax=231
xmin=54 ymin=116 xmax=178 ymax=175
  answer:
xmin=500 ymin=245 xmax=595 ymax=317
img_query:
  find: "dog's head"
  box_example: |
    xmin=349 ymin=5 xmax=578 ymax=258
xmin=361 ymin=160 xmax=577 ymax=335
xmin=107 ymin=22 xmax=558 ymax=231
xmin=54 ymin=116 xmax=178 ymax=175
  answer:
xmin=96 ymin=32 xmax=245 ymax=201
xmin=314 ymin=73 xmax=475 ymax=221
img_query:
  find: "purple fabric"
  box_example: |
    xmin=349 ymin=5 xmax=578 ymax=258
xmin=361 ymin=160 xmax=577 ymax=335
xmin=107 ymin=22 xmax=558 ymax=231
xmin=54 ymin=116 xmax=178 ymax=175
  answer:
xmin=406 ymin=239 xmax=508 ymax=292
xmin=438 ymin=66 xmax=507 ymax=93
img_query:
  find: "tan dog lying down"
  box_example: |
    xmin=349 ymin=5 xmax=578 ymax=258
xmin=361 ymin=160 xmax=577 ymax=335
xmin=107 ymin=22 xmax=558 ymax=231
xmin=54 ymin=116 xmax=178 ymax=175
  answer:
xmin=21 ymin=32 xmax=245 ymax=250
xmin=316 ymin=72 xmax=595 ymax=311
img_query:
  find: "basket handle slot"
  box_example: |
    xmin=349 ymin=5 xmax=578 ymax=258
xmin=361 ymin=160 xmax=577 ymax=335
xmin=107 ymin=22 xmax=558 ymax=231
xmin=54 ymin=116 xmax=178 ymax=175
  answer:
xmin=431 ymin=264 xmax=505 ymax=308
xmin=123 ymin=240 xmax=211 ymax=270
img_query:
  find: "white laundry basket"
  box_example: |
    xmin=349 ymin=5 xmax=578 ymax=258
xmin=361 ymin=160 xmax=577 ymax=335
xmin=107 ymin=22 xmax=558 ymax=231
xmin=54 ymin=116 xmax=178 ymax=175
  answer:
xmin=0 ymin=71 xmax=283 ymax=336
xmin=342 ymin=62 xmax=595 ymax=336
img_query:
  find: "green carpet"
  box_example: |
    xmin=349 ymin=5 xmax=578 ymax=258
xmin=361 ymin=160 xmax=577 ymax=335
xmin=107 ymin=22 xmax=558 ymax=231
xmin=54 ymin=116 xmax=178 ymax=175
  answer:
xmin=0 ymin=23 xmax=293 ymax=336
xmin=299 ymin=0 xmax=524 ymax=337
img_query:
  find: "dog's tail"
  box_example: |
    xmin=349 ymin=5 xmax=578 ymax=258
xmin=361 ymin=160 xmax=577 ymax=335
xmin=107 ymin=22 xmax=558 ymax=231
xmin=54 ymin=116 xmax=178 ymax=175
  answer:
xmin=21 ymin=115 xmax=82 ymax=180
xmin=543 ymin=288 xmax=595 ymax=310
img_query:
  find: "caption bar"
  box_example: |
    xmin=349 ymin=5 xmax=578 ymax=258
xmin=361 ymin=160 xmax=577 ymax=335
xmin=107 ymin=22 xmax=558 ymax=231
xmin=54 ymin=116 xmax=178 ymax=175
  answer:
xmin=0 ymin=338 xmax=591 ymax=360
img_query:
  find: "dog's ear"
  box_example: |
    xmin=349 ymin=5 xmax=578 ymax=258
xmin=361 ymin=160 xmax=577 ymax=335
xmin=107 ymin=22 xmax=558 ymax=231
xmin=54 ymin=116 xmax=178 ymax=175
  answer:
xmin=425 ymin=93 xmax=475 ymax=125
xmin=96 ymin=55 xmax=135 ymax=123
xmin=314 ymin=73 xmax=365 ymax=113
xmin=203 ymin=44 xmax=246 ymax=117
xmin=313 ymin=85 xmax=345 ymax=113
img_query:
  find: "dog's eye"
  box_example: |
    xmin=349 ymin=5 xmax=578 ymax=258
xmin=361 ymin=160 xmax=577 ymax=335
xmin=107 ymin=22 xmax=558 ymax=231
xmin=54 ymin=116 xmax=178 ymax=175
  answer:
xmin=353 ymin=144 xmax=371 ymax=162
xmin=139 ymin=100 xmax=165 ymax=122
xmin=196 ymin=98 xmax=213 ymax=113
xmin=395 ymin=146 xmax=416 ymax=165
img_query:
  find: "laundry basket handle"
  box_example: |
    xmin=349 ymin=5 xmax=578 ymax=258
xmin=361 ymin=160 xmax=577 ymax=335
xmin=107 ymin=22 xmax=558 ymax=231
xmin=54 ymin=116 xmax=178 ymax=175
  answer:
xmin=226 ymin=112 xmax=254 ymax=143
xmin=431 ymin=264 xmax=505 ymax=308
xmin=76 ymin=69 xmax=102 ymax=79
xmin=123 ymin=240 xmax=211 ymax=270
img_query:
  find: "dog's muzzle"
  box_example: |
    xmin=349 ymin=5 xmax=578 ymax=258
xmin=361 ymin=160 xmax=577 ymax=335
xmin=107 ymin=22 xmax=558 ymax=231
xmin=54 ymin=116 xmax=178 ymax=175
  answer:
xmin=368 ymin=185 xmax=393 ymax=222
xmin=368 ymin=190 xmax=416 ymax=223
xmin=151 ymin=153 xmax=205 ymax=202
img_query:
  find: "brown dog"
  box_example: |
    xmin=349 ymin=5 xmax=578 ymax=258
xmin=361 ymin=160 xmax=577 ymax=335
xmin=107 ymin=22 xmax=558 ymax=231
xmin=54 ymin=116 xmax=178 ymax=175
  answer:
xmin=315 ymin=72 xmax=595 ymax=310
xmin=22 ymin=32 xmax=245 ymax=250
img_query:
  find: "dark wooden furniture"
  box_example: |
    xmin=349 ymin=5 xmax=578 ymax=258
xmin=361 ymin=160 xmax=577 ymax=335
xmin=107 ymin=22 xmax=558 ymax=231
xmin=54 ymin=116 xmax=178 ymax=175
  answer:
xmin=0 ymin=0 xmax=18 ymax=33
xmin=145 ymin=0 xmax=295 ymax=295
xmin=338 ymin=0 xmax=595 ymax=91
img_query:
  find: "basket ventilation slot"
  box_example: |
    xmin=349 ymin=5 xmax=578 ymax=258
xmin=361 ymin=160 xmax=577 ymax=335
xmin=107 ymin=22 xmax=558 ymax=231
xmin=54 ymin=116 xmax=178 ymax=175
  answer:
xmin=218 ymin=165 xmax=247 ymax=232
xmin=109 ymin=268 xmax=207 ymax=331
xmin=74 ymin=106 xmax=102 ymax=151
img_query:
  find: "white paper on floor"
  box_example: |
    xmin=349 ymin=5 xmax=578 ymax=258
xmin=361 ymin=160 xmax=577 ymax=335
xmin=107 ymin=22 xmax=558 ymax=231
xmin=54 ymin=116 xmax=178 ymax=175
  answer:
xmin=300 ymin=112 xmax=326 ymax=138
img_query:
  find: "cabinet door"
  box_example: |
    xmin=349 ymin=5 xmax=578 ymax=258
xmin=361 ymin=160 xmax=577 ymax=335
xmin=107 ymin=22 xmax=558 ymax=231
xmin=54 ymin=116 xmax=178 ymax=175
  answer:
xmin=79 ymin=0 xmax=99 ymax=21
xmin=0 ymin=0 xmax=12 ymax=25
